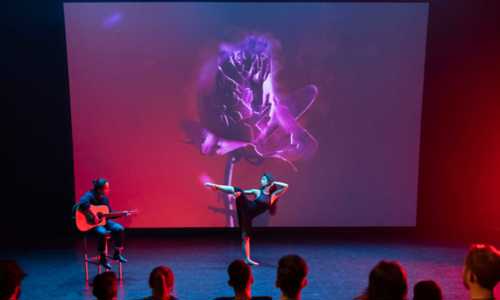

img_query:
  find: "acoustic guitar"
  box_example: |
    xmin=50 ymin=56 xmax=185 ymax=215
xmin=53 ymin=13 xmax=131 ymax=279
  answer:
xmin=75 ymin=204 xmax=137 ymax=232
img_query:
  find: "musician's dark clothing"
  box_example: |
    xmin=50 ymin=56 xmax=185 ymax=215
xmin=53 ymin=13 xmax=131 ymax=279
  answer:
xmin=79 ymin=190 xmax=124 ymax=252
xmin=79 ymin=190 xmax=111 ymax=210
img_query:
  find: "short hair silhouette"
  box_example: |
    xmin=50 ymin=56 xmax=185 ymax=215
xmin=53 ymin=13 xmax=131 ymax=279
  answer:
xmin=228 ymin=259 xmax=252 ymax=291
xmin=356 ymin=260 xmax=408 ymax=300
xmin=276 ymin=255 xmax=308 ymax=298
xmin=413 ymin=280 xmax=442 ymax=300
xmin=464 ymin=244 xmax=500 ymax=290
xmin=92 ymin=271 xmax=117 ymax=300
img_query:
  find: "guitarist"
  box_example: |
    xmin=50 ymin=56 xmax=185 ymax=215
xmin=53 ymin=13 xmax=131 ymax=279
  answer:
xmin=78 ymin=178 xmax=127 ymax=269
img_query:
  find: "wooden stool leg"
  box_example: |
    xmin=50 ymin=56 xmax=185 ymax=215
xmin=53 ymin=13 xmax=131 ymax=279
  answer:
xmin=84 ymin=253 xmax=89 ymax=281
xmin=83 ymin=236 xmax=89 ymax=282
xmin=98 ymin=236 xmax=108 ymax=274
xmin=118 ymin=261 xmax=123 ymax=280
xmin=104 ymin=237 xmax=108 ymax=258
xmin=82 ymin=234 xmax=118 ymax=283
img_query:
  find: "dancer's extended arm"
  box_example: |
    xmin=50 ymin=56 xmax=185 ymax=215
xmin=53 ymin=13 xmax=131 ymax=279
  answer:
xmin=204 ymin=182 xmax=235 ymax=193
xmin=205 ymin=183 xmax=259 ymax=197
xmin=270 ymin=181 xmax=289 ymax=204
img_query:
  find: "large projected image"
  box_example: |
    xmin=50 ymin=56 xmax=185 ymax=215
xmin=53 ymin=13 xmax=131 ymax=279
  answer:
xmin=64 ymin=2 xmax=428 ymax=228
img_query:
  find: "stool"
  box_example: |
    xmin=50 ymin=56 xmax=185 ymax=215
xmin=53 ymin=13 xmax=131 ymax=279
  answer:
xmin=82 ymin=233 xmax=123 ymax=281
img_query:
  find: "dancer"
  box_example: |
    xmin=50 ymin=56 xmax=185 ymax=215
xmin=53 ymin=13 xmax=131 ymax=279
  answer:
xmin=205 ymin=173 xmax=288 ymax=265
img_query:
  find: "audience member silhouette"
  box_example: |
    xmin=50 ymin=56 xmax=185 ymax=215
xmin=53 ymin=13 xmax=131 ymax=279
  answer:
xmin=92 ymin=271 xmax=117 ymax=300
xmin=0 ymin=260 xmax=26 ymax=300
xmin=276 ymin=255 xmax=308 ymax=300
xmin=214 ymin=259 xmax=272 ymax=300
xmin=413 ymin=280 xmax=442 ymax=300
xmin=463 ymin=244 xmax=500 ymax=300
xmin=143 ymin=266 xmax=177 ymax=300
xmin=355 ymin=260 xmax=408 ymax=300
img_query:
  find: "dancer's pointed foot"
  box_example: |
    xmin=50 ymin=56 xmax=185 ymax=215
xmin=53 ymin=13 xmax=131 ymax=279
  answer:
xmin=244 ymin=258 xmax=260 ymax=266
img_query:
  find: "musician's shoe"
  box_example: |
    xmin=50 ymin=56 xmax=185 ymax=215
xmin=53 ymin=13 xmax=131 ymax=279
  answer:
xmin=99 ymin=256 xmax=112 ymax=270
xmin=113 ymin=250 xmax=128 ymax=263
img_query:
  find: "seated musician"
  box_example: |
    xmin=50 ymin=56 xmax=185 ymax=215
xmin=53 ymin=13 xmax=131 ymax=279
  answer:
xmin=78 ymin=178 xmax=127 ymax=269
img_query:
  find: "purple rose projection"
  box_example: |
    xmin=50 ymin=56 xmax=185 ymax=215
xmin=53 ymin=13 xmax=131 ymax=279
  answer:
xmin=183 ymin=35 xmax=318 ymax=226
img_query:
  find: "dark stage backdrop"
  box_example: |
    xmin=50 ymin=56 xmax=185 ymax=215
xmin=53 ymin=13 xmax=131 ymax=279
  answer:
xmin=63 ymin=2 xmax=427 ymax=228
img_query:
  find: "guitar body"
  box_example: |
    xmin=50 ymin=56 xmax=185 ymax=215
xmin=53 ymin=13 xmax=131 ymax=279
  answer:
xmin=75 ymin=204 xmax=110 ymax=232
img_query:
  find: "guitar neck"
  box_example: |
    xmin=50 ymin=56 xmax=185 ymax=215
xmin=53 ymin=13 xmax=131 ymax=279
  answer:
xmin=103 ymin=211 xmax=128 ymax=219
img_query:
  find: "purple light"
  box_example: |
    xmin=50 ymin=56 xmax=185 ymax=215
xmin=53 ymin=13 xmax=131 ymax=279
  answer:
xmin=199 ymin=173 xmax=213 ymax=186
xmin=103 ymin=12 xmax=122 ymax=29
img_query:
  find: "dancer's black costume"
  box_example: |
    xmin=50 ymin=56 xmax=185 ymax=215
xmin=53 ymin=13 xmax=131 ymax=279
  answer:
xmin=234 ymin=186 xmax=277 ymax=237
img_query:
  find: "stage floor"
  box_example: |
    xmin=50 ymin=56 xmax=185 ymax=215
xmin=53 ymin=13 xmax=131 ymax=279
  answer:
xmin=3 ymin=232 xmax=499 ymax=300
